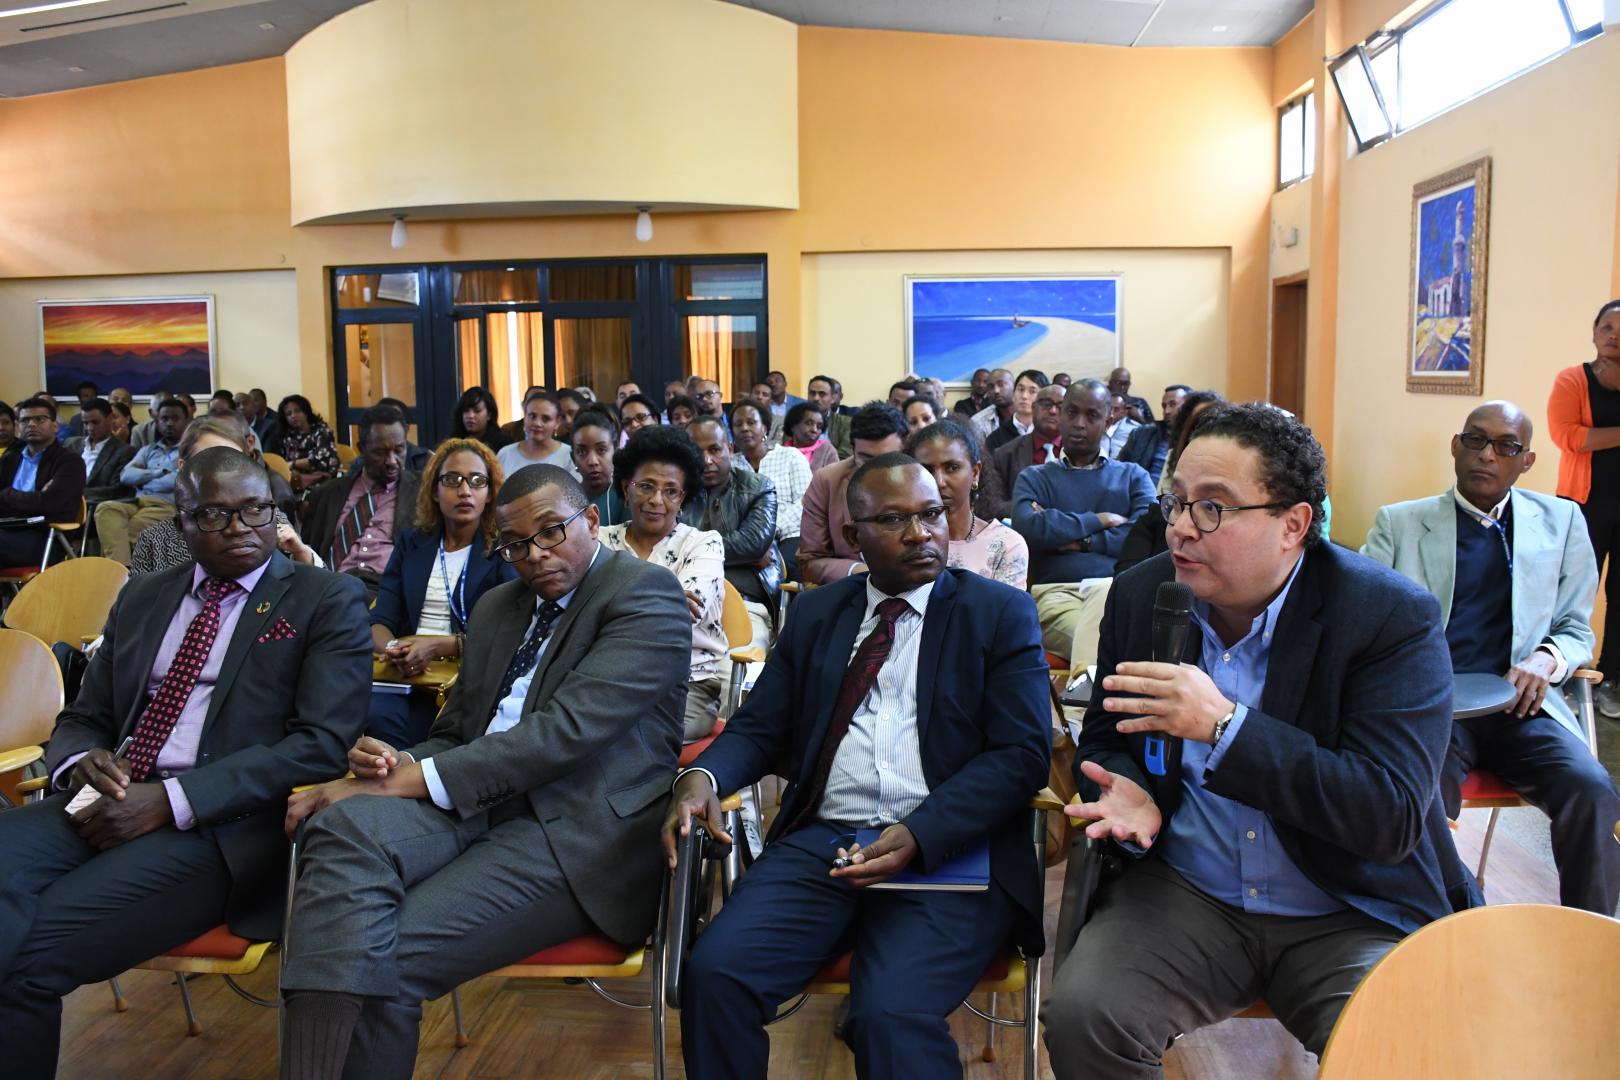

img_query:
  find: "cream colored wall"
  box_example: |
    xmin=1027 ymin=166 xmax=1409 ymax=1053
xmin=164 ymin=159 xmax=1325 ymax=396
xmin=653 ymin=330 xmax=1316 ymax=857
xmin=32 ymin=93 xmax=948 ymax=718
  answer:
xmin=1270 ymin=180 xmax=1313 ymax=282
xmin=1332 ymin=32 xmax=1620 ymax=545
xmin=1271 ymin=12 xmax=1316 ymax=103
xmin=0 ymin=271 xmax=300 ymax=408
xmin=801 ymin=249 xmax=1230 ymax=407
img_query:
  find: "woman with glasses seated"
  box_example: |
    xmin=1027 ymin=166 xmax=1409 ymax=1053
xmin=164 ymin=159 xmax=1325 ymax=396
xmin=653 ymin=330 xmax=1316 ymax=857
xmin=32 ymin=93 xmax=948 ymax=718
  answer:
xmin=366 ymin=437 xmax=517 ymax=746
xmin=598 ymin=426 xmax=727 ymax=740
xmin=130 ymin=416 xmax=320 ymax=576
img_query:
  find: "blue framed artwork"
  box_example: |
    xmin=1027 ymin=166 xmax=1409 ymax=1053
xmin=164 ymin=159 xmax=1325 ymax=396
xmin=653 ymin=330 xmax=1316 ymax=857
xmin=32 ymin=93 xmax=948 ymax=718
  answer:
xmin=1408 ymin=157 xmax=1490 ymax=395
xmin=905 ymin=274 xmax=1121 ymax=386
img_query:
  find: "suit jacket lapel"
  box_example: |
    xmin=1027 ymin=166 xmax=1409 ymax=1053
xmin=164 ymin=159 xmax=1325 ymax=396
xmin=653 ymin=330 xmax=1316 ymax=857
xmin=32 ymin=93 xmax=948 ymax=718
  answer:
xmin=201 ymin=553 xmax=294 ymax=737
xmin=1420 ymin=493 xmax=1457 ymax=625
xmin=1258 ymin=553 xmax=1325 ymax=731
xmin=914 ymin=570 xmax=957 ymax=747
xmin=1507 ymin=489 xmax=1540 ymax=659
xmin=120 ymin=563 xmax=192 ymax=737
xmin=473 ymin=582 xmax=542 ymax=739
xmin=798 ymin=586 xmax=867 ymax=787
xmin=524 ymin=545 xmax=614 ymax=704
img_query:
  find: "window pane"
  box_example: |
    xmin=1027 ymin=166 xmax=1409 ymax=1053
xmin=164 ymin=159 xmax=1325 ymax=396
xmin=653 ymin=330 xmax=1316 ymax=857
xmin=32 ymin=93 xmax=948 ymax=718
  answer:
xmin=684 ymin=314 xmax=758 ymax=404
xmin=549 ymin=264 xmax=637 ymax=302
xmin=1302 ymin=92 xmax=1317 ymax=178
xmin=343 ymin=323 xmax=416 ymax=412
xmin=554 ymin=318 xmax=633 ymax=397
xmin=335 ymin=272 xmax=419 ymax=309
xmin=674 ymin=263 xmax=764 ymax=301
xmin=1279 ymin=102 xmax=1304 ymax=185
xmin=1564 ymin=0 xmax=1603 ymax=32
xmin=484 ymin=311 xmax=545 ymax=422
xmin=1331 ymin=49 xmax=1391 ymax=145
xmin=452 ymin=268 xmax=539 ymax=305
xmin=1401 ymin=0 xmax=1571 ymax=128
xmin=1368 ymin=45 xmax=1400 ymax=128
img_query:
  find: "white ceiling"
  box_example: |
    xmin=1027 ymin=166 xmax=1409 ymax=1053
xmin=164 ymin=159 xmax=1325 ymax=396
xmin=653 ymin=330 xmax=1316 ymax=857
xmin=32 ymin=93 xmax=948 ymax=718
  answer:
xmin=0 ymin=0 xmax=1313 ymax=98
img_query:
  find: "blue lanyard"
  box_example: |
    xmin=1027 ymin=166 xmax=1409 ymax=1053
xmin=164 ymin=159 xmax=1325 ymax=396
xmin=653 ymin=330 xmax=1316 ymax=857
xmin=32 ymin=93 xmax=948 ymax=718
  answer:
xmin=1480 ymin=516 xmax=1513 ymax=574
xmin=437 ymin=542 xmax=469 ymax=629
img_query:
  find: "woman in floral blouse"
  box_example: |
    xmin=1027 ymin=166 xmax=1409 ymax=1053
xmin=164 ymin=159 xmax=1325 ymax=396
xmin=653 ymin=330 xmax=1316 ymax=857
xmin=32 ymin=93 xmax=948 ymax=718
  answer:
xmin=597 ymin=425 xmax=727 ymax=741
xmin=275 ymin=393 xmax=341 ymax=494
xmin=905 ymin=417 xmax=1029 ymax=590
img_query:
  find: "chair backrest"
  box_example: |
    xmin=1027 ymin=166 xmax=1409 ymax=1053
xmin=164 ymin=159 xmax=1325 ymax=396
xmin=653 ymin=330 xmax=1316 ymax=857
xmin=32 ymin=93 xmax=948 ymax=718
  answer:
xmin=260 ymin=452 xmax=292 ymax=483
xmin=334 ymin=443 xmax=359 ymax=467
xmin=0 ymin=628 xmax=65 ymax=750
xmin=3 ymin=556 xmax=128 ymax=647
xmin=721 ymin=580 xmax=752 ymax=650
xmin=50 ymin=496 xmax=87 ymax=530
xmin=1318 ymin=904 xmax=1620 ymax=1078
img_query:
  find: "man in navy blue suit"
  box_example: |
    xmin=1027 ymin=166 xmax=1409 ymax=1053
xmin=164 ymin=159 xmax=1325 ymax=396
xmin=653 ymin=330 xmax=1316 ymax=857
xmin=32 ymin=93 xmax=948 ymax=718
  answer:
xmin=665 ymin=452 xmax=1051 ymax=1079
xmin=1044 ymin=404 xmax=1481 ymax=1078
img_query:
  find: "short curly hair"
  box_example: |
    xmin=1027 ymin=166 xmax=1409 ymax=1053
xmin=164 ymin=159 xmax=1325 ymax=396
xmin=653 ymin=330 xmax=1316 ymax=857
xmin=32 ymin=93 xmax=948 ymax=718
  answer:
xmin=1185 ymin=402 xmax=1326 ymax=547
xmin=613 ymin=425 xmax=704 ymax=508
xmin=414 ymin=437 xmax=504 ymax=549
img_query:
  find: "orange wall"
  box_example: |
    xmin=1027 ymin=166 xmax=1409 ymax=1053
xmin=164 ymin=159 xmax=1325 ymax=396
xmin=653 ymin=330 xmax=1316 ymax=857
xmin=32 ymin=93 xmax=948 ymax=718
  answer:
xmin=1272 ymin=12 xmax=1317 ymax=103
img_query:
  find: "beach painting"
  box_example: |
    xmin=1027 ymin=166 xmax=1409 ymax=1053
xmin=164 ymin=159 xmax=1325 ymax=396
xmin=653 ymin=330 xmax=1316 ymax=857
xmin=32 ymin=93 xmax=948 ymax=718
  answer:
xmin=1407 ymin=157 xmax=1489 ymax=396
xmin=40 ymin=296 xmax=216 ymax=402
xmin=906 ymin=275 xmax=1121 ymax=386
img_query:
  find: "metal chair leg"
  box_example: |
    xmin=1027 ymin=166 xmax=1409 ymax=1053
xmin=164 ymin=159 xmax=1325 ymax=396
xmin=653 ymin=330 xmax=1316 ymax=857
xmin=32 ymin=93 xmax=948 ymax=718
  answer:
xmin=1475 ymin=807 xmax=1502 ymax=888
xmin=451 ymin=986 xmax=469 ymax=1048
xmin=109 ymin=976 xmax=128 ymax=1012
xmin=981 ymin=991 xmax=998 ymax=1061
xmin=650 ymin=875 xmax=669 ymax=1080
xmin=174 ymin=972 xmax=202 ymax=1036
xmin=1024 ymin=953 xmax=1042 ymax=1080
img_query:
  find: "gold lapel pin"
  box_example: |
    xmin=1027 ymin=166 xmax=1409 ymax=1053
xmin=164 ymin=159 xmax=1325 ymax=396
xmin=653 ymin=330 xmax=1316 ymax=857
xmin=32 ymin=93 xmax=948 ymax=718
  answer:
xmin=256 ymin=601 xmax=271 ymax=615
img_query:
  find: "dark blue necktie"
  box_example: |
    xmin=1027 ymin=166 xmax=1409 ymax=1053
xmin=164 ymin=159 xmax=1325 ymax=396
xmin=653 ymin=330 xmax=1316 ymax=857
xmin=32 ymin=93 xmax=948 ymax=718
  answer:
xmin=488 ymin=600 xmax=566 ymax=722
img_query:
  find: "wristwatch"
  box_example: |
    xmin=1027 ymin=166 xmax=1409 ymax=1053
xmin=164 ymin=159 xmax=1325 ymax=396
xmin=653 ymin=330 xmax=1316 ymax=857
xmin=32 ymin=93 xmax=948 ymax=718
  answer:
xmin=1210 ymin=707 xmax=1237 ymax=746
xmin=1077 ymin=537 xmax=1092 ymax=553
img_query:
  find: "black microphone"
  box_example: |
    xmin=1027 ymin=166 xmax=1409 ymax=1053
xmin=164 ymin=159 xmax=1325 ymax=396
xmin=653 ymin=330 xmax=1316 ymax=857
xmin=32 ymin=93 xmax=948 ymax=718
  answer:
xmin=1144 ymin=581 xmax=1194 ymax=776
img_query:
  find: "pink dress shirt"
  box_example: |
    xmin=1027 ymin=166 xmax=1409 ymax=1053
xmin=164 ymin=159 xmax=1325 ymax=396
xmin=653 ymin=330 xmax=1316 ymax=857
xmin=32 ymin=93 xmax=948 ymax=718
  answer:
xmin=333 ymin=472 xmax=398 ymax=576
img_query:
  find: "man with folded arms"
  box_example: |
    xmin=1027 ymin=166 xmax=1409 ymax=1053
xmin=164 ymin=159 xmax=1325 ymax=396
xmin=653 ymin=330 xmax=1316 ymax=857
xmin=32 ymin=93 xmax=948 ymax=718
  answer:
xmin=797 ymin=402 xmax=909 ymax=583
xmin=0 ymin=396 xmax=86 ymax=570
xmin=278 ymin=464 xmax=691 ymax=1080
xmin=0 ymin=447 xmax=371 ymax=1078
xmin=1363 ymin=400 xmax=1620 ymax=914
xmin=1044 ymin=405 xmax=1480 ymax=1077
xmin=668 ymin=453 xmax=1050 ymax=1079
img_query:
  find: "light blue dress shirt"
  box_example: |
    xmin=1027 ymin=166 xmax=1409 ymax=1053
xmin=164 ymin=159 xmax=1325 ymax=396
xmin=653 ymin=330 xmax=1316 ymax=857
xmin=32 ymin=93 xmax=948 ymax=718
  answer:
xmin=1156 ymin=552 xmax=1344 ymax=916
xmin=11 ymin=445 xmax=45 ymax=493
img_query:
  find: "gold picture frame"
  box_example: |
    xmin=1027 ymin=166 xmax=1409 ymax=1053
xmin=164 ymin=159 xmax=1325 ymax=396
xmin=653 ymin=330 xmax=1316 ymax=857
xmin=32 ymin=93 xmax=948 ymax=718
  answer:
xmin=1407 ymin=156 xmax=1490 ymax=395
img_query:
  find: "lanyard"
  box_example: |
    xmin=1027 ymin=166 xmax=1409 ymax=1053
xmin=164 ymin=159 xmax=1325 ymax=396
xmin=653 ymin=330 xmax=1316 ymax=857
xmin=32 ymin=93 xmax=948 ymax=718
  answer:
xmin=437 ymin=542 xmax=469 ymax=629
xmin=1479 ymin=515 xmax=1513 ymax=574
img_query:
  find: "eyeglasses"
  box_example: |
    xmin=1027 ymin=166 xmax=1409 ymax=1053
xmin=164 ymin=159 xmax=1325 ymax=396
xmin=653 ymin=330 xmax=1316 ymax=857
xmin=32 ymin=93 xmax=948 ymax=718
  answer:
xmin=185 ymin=502 xmax=276 ymax=532
xmin=1158 ymin=493 xmax=1290 ymax=535
xmin=851 ymin=505 xmax=948 ymax=534
xmin=495 ymin=505 xmax=588 ymax=563
xmin=694 ymin=390 xmax=721 ymax=400
xmin=17 ymin=415 xmax=53 ymax=426
xmin=437 ymin=471 xmax=491 ymax=490
xmin=1456 ymin=431 xmax=1527 ymax=458
xmin=629 ymin=480 xmax=685 ymax=504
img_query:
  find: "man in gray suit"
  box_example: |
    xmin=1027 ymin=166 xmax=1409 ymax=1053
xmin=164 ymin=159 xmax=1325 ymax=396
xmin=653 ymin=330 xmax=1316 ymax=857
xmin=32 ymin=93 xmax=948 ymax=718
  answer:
xmin=1363 ymin=400 xmax=1620 ymax=914
xmin=278 ymin=464 xmax=692 ymax=1079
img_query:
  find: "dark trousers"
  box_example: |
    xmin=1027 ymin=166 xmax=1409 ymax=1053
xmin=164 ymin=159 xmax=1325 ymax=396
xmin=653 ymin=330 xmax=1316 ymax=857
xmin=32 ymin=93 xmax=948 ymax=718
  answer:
xmin=280 ymin=793 xmax=594 ymax=1080
xmin=0 ymin=525 xmax=50 ymax=570
xmin=1442 ymin=709 xmax=1620 ymax=914
xmin=1043 ymin=858 xmax=1402 ymax=1079
xmin=1580 ymin=500 xmax=1620 ymax=676
xmin=680 ymin=820 xmax=1013 ymax=1080
xmin=0 ymin=792 xmax=232 ymax=1079
xmin=364 ymin=689 xmax=437 ymax=748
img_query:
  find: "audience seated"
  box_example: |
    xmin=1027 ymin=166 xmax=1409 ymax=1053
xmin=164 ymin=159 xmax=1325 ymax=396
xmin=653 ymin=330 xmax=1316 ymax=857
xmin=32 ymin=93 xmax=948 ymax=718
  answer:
xmin=276 ymin=394 xmax=342 ymax=494
xmin=906 ymin=418 xmax=1029 ymax=589
xmin=95 ymin=396 xmax=186 ymax=565
xmin=368 ymin=437 xmax=517 ymax=747
xmin=666 ymin=452 xmax=1050 ymax=1078
xmin=1013 ymin=379 xmax=1155 ymax=673
xmin=902 ymin=394 xmax=941 ymax=434
xmin=615 ymin=380 xmax=641 ymax=406
xmin=278 ymin=464 xmax=691 ymax=1080
xmin=767 ymin=369 xmax=804 ymax=421
xmin=1115 ymin=390 xmax=1223 ymax=574
xmin=781 ymin=401 xmax=841 ymax=472
xmin=0 ymin=396 xmax=87 ymax=569
xmin=1045 ymin=404 xmax=1481 ymax=1077
xmin=987 ymin=368 xmax=1048 ymax=453
xmin=0 ymin=447 xmax=371 ymax=1078
xmin=798 ymin=402 xmax=909 ymax=583
xmin=684 ymin=415 xmax=781 ymax=650
xmin=1102 ymin=392 xmax=1142 ymax=458
xmin=983 ymin=383 xmax=1065 ymax=519
xmin=0 ymin=401 xmax=17 ymax=461
xmin=599 ymin=426 xmax=728 ymax=740
xmin=806 ymin=374 xmax=855 ymax=457
xmin=299 ymin=404 xmax=420 ymax=598
xmin=886 ymin=378 xmax=918 ymax=410
xmin=67 ymin=397 xmax=135 ymax=514
xmin=689 ymin=379 xmax=727 ymax=432
xmin=555 ymin=388 xmax=587 ymax=443
xmin=342 ymin=397 xmax=432 ymax=476
xmin=953 ymin=367 xmax=992 ymax=419
xmin=496 ymin=389 xmax=576 ymax=481
xmin=1362 ymin=400 xmax=1620 ymax=914
xmin=569 ymin=406 xmax=626 ymax=525
xmin=746 ymin=379 xmax=783 ymax=443
xmin=730 ymin=401 xmax=812 ymax=563
xmin=1108 ymin=365 xmax=1155 ymax=424
xmin=666 ymin=393 xmax=699 ymax=429
xmin=1119 ymin=384 xmax=1190 ymax=482
xmin=131 ymin=416 xmax=320 ymax=577
xmin=618 ymin=392 xmax=662 ymax=443
xmin=207 ymin=389 xmax=238 ymax=418
xmin=968 ymin=367 xmax=1015 ymax=441
xmin=449 ymin=386 xmax=510 ymax=452
xmin=107 ymin=400 xmax=134 ymax=444
xmin=241 ymin=387 xmax=278 ymax=453
xmin=58 ymin=381 xmax=98 ymax=440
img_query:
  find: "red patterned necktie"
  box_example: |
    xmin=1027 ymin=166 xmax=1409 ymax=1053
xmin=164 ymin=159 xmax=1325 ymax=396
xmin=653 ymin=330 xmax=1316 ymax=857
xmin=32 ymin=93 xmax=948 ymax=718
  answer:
xmin=332 ymin=488 xmax=377 ymax=567
xmin=784 ymin=596 xmax=911 ymax=833
xmin=125 ymin=577 xmax=239 ymax=781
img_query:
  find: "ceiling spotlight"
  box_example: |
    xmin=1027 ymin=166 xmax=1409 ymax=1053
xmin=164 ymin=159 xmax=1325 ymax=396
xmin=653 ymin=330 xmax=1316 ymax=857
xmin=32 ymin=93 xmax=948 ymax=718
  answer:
xmin=258 ymin=21 xmax=276 ymax=30
xmin=67 ymin=65 xmax=84 ymax=72
xmin=1211 ymin=25 xmax=1228 ymax=32
xmin=634 ymin=207 xmax=652 ymax=244
xmin=390 ymin=214 xmax=407 ymax=250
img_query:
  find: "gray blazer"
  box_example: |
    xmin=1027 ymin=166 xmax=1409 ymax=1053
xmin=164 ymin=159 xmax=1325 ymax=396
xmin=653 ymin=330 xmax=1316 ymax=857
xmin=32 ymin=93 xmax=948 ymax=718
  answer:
xmin=408 ymin=545 xmax=691 ymax=943
xmin=66 ymin=435 xmax=136 ymax=503
xmin=1362 ymin=487 xmax=1598 ymax=741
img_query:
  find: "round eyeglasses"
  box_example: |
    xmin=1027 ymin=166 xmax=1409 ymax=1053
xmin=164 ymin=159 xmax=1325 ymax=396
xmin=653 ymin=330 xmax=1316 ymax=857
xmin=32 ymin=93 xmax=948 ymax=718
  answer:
xmin=1158 ymin=493 xmax=1290 ymax=535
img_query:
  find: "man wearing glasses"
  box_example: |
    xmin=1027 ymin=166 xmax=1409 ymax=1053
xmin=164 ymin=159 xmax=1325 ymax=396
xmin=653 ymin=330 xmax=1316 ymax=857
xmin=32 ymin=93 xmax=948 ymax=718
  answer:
xmin=278 ymin=463 xmax=692 ymax=1079
xmin=1045 ymin=404 xmax=1480 ymax=1077
xmin=1363 ymin=400 xmax=1620 ymax=914
xmin=0 ymin=447 xmax=371 ymax=1076
xmin=299 ymin=404 xmax=420 ymax=601
xmin=0 ymin=396 xmax=86 ymax=570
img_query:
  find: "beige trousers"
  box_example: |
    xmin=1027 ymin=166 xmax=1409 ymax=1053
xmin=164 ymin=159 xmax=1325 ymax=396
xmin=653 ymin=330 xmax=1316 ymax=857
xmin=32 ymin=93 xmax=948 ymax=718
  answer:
xmin=1031 ymin=579 xmax=1114 ymax=675
xmin=94 ymin=496 xmax=175 ymax=566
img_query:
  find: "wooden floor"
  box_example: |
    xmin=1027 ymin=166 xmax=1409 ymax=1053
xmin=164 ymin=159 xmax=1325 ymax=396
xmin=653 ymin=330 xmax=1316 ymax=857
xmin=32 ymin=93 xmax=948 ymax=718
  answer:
xmin=54 ymin=808 xmax=1560 ymax=1080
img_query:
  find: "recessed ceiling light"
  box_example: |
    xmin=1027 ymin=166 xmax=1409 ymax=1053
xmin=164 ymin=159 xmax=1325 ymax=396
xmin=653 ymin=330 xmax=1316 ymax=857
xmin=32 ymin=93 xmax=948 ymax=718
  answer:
xmin=258 ymin=21 xmax=276 ymax=30
xmin=0 ymin=0 xmax=115 ymax=19
xmin=994 ymin=14 xmax=1013 ymax=21
xmin=67 ymin=65 xmax=84 ymax=72
xmin=1212 ymin=25 xmax=1228 ymax=32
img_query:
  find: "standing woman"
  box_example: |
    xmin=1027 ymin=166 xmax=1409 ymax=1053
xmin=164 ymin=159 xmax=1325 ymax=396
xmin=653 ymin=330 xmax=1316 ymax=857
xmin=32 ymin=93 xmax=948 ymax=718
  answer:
xmin=368 ymin=437 xmax=517 ymax=745
xmin=276 ymin=393 xmax=341 ymax=495
xmin=1548 ymin=299 xmax=1620 ymax=716
xmin=450 ymin=386 xmax=511 ymax=451
xmin=905 ymin=417 xmax=1029 ymax=590
xmin=496 ymin=389 xmax=576 ymax=479
xmin=781 ymin=401 xmax=840 ymax=472
xmin=598 ymin=426 xmax=727 ymax=741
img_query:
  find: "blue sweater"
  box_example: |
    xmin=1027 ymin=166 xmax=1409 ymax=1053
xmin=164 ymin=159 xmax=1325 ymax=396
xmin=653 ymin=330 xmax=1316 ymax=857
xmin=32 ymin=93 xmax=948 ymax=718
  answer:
xmin=1012 ymin=457 xmax=1156 ymax=584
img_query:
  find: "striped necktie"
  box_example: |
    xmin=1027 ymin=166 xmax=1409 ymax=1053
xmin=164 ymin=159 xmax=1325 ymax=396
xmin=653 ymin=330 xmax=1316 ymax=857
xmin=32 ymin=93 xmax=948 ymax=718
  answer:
xmin=333 ymin=488 xmax=377 ymax=566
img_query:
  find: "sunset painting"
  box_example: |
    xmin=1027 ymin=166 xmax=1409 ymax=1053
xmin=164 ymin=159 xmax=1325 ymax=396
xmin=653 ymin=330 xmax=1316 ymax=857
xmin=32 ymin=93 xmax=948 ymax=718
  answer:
xmin=40 ymin=296 xmax=215 ymax=400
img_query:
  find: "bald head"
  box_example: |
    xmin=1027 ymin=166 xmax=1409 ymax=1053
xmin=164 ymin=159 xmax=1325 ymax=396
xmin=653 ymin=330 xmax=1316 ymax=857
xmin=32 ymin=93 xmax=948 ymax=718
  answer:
xmin=1452 ymin=399 xmax=1536 ymax=512
xmin=1465 ymin=400 xmax=1533 ymax=444
xmin=1108 ymin=367 xmax=1132 ymax=396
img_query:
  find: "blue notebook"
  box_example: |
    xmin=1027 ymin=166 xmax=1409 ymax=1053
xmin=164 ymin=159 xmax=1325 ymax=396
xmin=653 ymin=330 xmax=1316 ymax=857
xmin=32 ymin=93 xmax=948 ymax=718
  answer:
xmin=854 ymin=829 xmax=990 ymax=892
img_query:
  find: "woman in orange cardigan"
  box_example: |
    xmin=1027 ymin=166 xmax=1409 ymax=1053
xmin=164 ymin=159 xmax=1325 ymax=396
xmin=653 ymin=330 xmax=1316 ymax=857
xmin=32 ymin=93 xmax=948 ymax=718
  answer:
xmin=1547 ymin=299 xmax=1620 ymax=716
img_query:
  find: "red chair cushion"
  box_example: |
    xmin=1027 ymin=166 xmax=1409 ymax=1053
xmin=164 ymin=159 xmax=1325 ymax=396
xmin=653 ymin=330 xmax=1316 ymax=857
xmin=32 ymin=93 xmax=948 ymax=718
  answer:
xmin=679 ymin=718 xmax=726 ymax=767
xmin=811 ymin=950 xmax=1011 ymax=984
xmin=1460 ymin=770 xmax=1518 ymax=800
xmin=0 ymin=566 xmax=40 ymax=580
xmin=164 ymin=925 xmax=255 ymax=959
xmin=512 ymin=933 xmax=632 ymax=967
xmin=1045 ymin=651 xmax=1069 ymax=673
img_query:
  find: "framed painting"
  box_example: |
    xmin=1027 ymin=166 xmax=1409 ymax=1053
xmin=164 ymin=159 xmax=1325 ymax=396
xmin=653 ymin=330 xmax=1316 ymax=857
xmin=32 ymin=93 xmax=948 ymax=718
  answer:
xmin=39 ymin=295 xmax=216 ymax=402
xmin=905 ymin=274 xmax=1121 ymax=387
xmin=1407 ymin=157 xmax=1490 ymax=395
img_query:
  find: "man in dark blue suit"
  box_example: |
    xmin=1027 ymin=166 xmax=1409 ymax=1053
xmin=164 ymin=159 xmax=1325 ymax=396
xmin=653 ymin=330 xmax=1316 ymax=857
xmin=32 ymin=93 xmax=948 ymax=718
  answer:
xmin=1044 ymin=404 xmax=1481 ymax=1078
xmin=665 ymin=452 xmax=1051 ymax=1079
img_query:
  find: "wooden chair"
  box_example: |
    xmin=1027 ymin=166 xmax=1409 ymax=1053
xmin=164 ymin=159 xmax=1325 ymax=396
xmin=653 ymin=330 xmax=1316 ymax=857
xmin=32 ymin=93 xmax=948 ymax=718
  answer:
xmin=1317 ymin=904 xmax=1620 ymax=1077
xmin=115 ymin=925 xmax=277 ymax=1035
xmin=260 ymin=451 xmax=292 ymax=483
xmin=721 ymin=580 xmax=766 ymax=718
xmin=1460 ymin=667 xmax=1602 ymax=888
xmin=333 ymin=443 xmax=359 ymax=468
xmin=0 ymin=496 xmax=87 ymax=595
xmin=3 ymin=556 xmax=128 ymax=648
xmin=0 ymin=628 xmax=66 ymax=806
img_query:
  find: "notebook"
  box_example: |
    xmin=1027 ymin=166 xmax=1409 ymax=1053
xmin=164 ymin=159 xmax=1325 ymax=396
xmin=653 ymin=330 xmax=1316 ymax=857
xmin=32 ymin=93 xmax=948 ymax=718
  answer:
xmin=853 ymin=829 xmax=990 ymax=892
